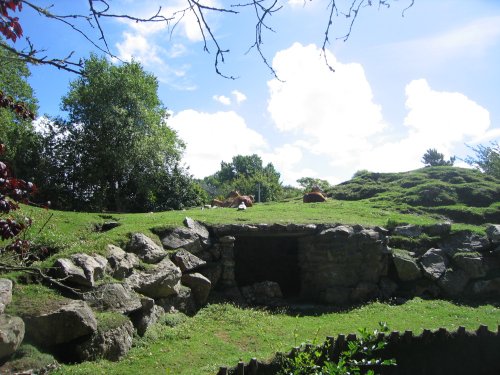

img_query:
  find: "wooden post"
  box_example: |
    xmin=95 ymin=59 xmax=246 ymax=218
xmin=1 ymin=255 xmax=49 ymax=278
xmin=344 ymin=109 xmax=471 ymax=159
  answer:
xmin=237 ymin=361 xmax=245 ymax=375
xmin=218 ymin=367 xmax=228 ymax=375
xmin=249 ymin=358 xmax=258 ymax=375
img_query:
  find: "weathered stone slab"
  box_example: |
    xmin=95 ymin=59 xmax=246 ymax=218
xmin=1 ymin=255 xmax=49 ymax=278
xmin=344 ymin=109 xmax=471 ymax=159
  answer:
xmin=160 ymin=227 xmax=202 ymax=254
xmin=76 ymin=319 xmax=134 ymax=362
xmin=0 ymin=314 xmax=24 ymax=360
xmin=393 ymin=225 xmax=422 ymax=237
xmin=452 ymin=253 xmax=486 ymax=278
xmin=125 ymin=258 xmax=182 ymax=299
xmin=83 ymin=283 xmax=142 ymax=314
xmin=53 ymin=258 xmax=91 ymax=287
xmin=181 ymin=273 xmax=211 ymax=306
xmin=106 ymin=244 xmax=140 ymax=280
xmin=420 ymin=248 xmax=448 ymax=281
xmin=23 ymin=300 xmax=97 ymax=346
xmin=392 ymin=251 xmax=421 ymax=281
xmin=171 ymin=249 xmax=206 ymax=273
xmin=71 ymin=253 xmax=107 ymax=285
xmin=127 ymin=233 xmax=167 ymax=264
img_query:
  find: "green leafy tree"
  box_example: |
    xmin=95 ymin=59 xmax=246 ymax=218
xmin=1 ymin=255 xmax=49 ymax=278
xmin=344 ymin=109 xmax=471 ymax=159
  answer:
xmin=421 ymin=148 xmax=455 ymax=167
xmin=464 ymin=142 xmax=500 ymax=179
xmin=203 ymin=154 xmax=283 ymax=202
xmin=297 ymin=177 xmax=333 ymax=192
xmin=0 ymin=38 xmax=41 ymax=180
xmin=38 ymin=55 xmax=202 ymax=212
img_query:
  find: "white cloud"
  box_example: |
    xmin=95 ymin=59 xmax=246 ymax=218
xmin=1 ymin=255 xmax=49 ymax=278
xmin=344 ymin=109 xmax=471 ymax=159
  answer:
xmin=116 ymin=32 xmax=163 ymax=65
xmin=267 ymin=43 xmax=386 ymax=165
xmin=213 ymin=95 xmax=231 ymax=105
xmin=232 ymin=90 xmax=247 ymax=104
xmin=169 ymin=110 xmax=267 ymax=178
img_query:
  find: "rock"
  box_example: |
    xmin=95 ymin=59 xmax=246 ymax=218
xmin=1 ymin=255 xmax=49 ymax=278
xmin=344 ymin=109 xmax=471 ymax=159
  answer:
xmin=0 ymin=279 xmax=13 ymax=314
xmin=83 ymin=283 xmax=142 ymax=314
xmin=241 ymin=281 xmax=283 ymax=305
xmin=106 ymin=244 xmax=140 ymax=280
xmin=160 ymin=227 xmax=202 ymax=254
xmin=171 ymin=249 xmax=206 ymax=273
xmin=76 ymin=319 xmax=134 ymax=362
xmin=469 ymin=277 xmax=500 ymax=297
xmin=184 ymin=217 xmax=210 ymax=247
xmin=181 ymin=273 xmax=211 ymax=306
xmin=129 ymin=297 xmax=165 ymax=336
xmin=423 ymin=222 xmax=451 ymax=236
xmin=71 ymin=253 xmax=107 ymax=284
xmin=420 ymin=248 xmax=448 ymax=281
xmin=53 ymin=258 xmax=91 ymax=287
xmin=414 ymin=279 xmax=441 ymax=298
xmin=0 ymin=315 xmax=24 ymax=360
xmin=23 ymin=300 xmax=97 ymax=346
xmin=486 ymin=225 xmax=500 ymax=244
xmin=452 ymin=253 xmax=486 ymax=278
xmin=157 ymin=285 xmax=197 ymax=316
xmin=199 ymin=262 xmax=222 ymax=287
xmin=125 ymin=257 xmax=182 ymax=299
xmin=438 ymin=269 xmax=469 ymax=296
xmin=393 ymin=225 xmax=422 ymax=237
xmin=350 ymin=282 xmax=378 ymax=302
xmin=127 ymin=233 xmax=167 ymax=264
xmin=392 ymin=251 xmax=421 ymax=281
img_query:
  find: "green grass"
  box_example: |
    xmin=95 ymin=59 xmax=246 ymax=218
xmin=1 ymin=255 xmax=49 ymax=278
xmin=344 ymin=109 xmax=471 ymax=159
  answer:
xmin=54 ymin=299 xmax=500 ymax=375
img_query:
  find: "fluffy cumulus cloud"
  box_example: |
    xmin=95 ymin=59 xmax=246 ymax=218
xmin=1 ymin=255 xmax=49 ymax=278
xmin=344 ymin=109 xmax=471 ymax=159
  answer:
xmin=265 ymin=43 xmax=496 ymax=182
xmin=169 ymin=110 xmax=267 ymax=178
xmin=267 ymin=43 xmax=386 ymax=166
xmin=232 ymin=90 xmax=247 ymax=104
xmin=213 ymin=95 xmax=231 ymax=105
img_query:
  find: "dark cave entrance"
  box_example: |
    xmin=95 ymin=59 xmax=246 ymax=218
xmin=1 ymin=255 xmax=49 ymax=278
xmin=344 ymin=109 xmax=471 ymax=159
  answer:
xmin=234 ymin=235 xmax=301 ymax=298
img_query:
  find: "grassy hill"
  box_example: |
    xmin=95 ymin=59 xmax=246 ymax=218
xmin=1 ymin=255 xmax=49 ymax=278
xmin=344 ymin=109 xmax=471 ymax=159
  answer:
xmin=328 ymin=166 xmax=499 ymax=225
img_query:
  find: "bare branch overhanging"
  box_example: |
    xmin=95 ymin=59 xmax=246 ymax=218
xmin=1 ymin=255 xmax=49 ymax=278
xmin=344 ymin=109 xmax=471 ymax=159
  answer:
xmin=0 ymin=0 xmax=414 ymax=78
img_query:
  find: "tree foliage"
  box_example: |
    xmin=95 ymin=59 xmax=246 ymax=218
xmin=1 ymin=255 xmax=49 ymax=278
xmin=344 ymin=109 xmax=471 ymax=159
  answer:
xmin=296 ymin=177 xmax=333 ymax=192
xmin=35 ymin=56 xmax=203 ymax=212
xmin=202 ymin=154 xmax=283 ymax=202
xmin=464 ymin=142 xmax=500 ymax=179
xmin=0 ymin=0 xmax=415 ymax=77
xmin=421 ymin=148 xmax=455 ymax=167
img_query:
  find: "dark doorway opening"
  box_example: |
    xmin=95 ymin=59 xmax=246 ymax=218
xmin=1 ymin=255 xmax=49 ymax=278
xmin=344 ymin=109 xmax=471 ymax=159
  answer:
xmin=234 ymin=235 xmax=301 ymax=298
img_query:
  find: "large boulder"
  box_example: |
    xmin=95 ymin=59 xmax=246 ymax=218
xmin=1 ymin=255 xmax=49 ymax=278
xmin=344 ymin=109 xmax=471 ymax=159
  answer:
xmin=0 ymin=315 xmax=24 ymax=360
xmin=126 ymin=233 xmax=167 ymax=264
xmin=23 ymin=300 xmax=97 ymax=346
xmin=184 ymin=217 xmax=210 ymax=247
xmin=83 ymin=283 xmax=142 ymax=314
xmin=52 ymin=258 xmax=91 ymax=287
xmin=420 ymin=248 xmax=448 ymax=281
xmin=181 ymin=273 xmax=211 ymax=306
xmin=392 ymin=251 xmax=421 ymax=281
xmin=0 ymin=278 xmax=13 ymax=314
xmin=171 ymin=249 xmax=206 ymax=273
xmin=76 ymin=319 xmax=134 ymax=362
xmin=71 ymin=253 xmax=108 ymax=285
xmin=106 ymin=245 xmax=140 ymax=280
xmin=126 ymin=258 xmax=182 ymax=299
xmin=156 ymin=285 xmax=197 ymax=316
xmin=160 ymin=227 xmax=202 ymax=254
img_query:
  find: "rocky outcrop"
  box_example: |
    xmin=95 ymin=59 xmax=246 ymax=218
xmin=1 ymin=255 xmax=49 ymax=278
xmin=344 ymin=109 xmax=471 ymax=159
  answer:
xmin=420 ymin=248 xmax=448 ymax=281
xmin=23 ymin=300 xmax=97 ymax=346
xmin=0 ymin=314 xmax=24 ymax=360
xmin=160 ymin=227 xmax=203 ymax=254
xmin=129 ymin=297 xmax=165 ymax=336
xmin=53 ymin=253 xmax=107 ymax=287
xmin=83 ymin=283 xmax=142 ymax=314
xmin=392 ymin=251 xmax=421 ymax=281
xmin=172 ymin=249 xmax=206 ymax=273
xmin=181 ymin=273 xmax=211 ymax=306
xmin=127 ymin=233 xmax=168 ymax=264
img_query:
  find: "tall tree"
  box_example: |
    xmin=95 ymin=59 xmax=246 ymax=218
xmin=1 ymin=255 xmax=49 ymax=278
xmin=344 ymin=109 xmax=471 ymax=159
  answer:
xmin=421 ymin=148 xmax=455 ymax=167
xmin=40 ymin=55 xmax=201 ymax=212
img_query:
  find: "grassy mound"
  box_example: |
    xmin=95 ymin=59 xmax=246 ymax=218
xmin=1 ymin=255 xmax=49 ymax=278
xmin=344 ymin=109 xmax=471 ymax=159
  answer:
xmin=328 ymin=167 xmax=500 ymax=224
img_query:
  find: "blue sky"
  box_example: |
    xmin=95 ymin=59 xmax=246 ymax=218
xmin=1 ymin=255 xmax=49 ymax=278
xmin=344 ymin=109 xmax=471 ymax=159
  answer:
xmin=18 ymin=0 xmax=500 ymax=185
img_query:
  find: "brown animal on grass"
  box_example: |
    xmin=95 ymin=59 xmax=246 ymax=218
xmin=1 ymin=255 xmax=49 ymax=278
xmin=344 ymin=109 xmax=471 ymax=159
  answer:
xmin=303 ymin=186 xmax=327 ymax=203
xmin=211 ymin=191 xmax=254 ymax=208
